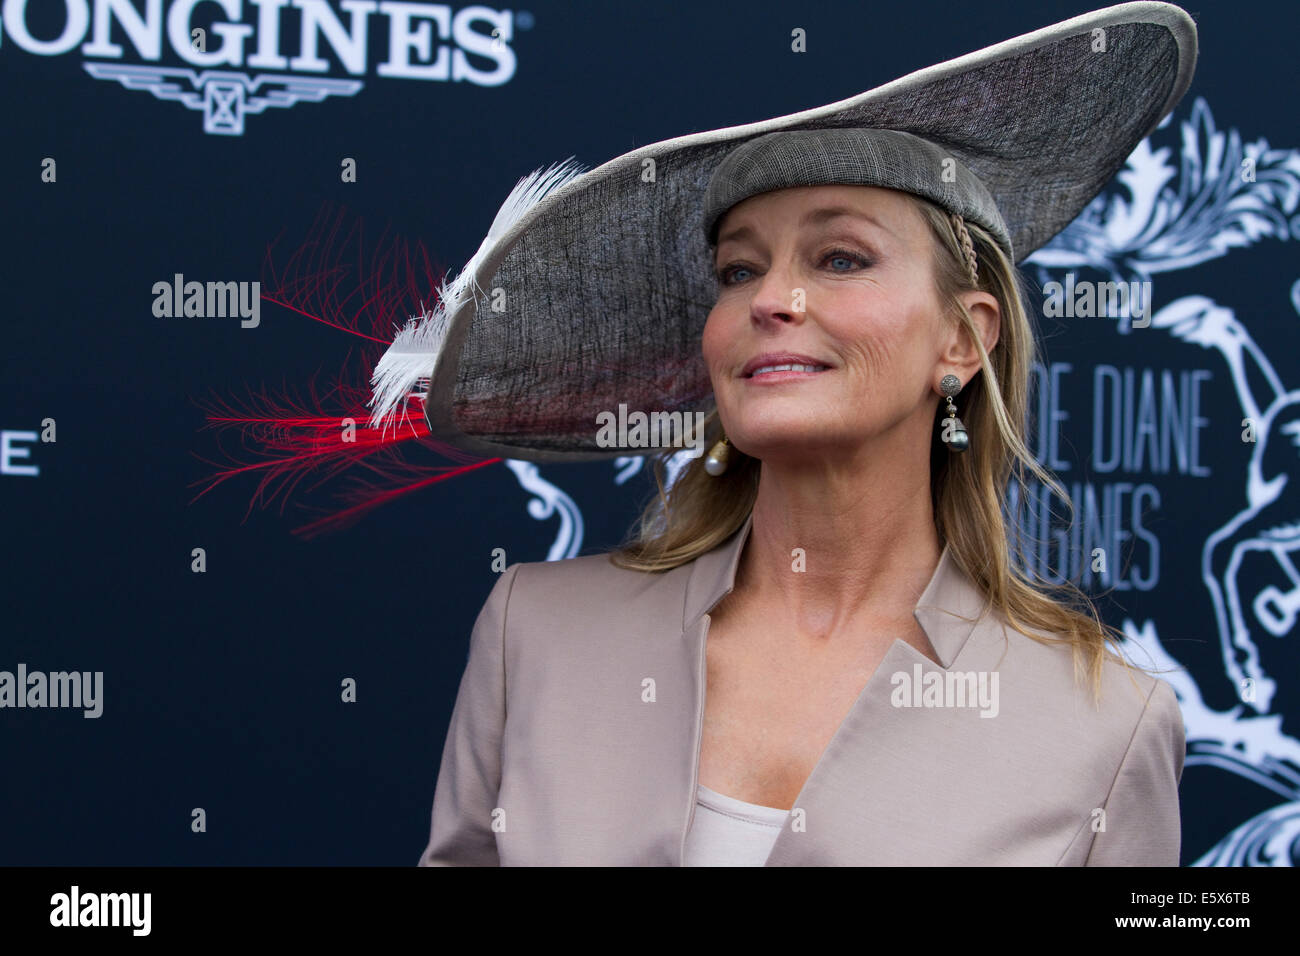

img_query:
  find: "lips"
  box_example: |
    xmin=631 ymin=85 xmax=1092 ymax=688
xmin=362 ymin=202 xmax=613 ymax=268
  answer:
xmin=741 ymin=353 xmax=833 ymax=378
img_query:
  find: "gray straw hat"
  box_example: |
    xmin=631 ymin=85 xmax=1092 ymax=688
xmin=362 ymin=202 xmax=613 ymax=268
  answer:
xmin=368 ymin=2 xmax=1198 ymax=463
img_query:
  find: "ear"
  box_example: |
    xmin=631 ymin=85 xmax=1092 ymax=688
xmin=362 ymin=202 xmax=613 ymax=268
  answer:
xmin=939 ymin=291 xmax=1000 ymax=384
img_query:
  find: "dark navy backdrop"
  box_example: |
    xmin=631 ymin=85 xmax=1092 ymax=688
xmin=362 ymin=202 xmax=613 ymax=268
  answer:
xmin=2 ymin=0 xmax=1297 ymax=865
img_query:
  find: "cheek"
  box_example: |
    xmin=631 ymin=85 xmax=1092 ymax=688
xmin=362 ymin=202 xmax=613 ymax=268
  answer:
xmin=700 ymin=307 xmax=730 ymax=367
xmin=825 ymin=290 xmax=906 ymax=363
xmin=830 ymin=293 xmax=934 ymax=378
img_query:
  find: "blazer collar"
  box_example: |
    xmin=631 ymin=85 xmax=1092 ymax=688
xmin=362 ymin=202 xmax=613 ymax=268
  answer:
xmin=682 ymin=511 xmax=990 ymax=668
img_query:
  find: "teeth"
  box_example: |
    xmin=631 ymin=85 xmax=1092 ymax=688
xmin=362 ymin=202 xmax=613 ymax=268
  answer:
xmin=751 ymin=363 xmax=827 ymax=376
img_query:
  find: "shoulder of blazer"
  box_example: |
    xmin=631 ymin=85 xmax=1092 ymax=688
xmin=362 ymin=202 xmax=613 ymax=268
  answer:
xmin=974 ymin=603 xmax=1185 ymax=788
xmin=500 ymin=550 xmax=694 ymax=636
xmin=993 ymin=606 xmax=1177 ymax=718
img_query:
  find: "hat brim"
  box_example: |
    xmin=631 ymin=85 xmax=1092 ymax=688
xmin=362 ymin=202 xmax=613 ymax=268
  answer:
xmin=418 ymin=1 xmax=1196 ymax=463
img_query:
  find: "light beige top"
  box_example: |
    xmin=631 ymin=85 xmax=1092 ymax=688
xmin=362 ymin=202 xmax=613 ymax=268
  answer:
xmin=418 ymin=512 xmax=1185 ymax=866
xmin=683 ymin=784 xmax=790 ymax=867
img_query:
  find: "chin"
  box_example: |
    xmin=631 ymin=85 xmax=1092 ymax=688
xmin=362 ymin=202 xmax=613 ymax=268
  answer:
xmin=731 ymin=424 xmax=835 ymax=453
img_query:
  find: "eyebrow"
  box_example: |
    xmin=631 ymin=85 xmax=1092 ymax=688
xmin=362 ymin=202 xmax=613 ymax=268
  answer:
xmin=715 ymin=205 xmax=892 ymax=249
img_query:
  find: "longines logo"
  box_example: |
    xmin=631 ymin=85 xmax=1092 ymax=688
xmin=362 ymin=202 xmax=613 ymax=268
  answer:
xmin=0 ymin=0 xmax=526 ymax=135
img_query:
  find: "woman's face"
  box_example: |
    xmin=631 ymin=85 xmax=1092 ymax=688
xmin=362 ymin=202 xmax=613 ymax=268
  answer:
xmin=701 ymin=184 xmax=958 ymax=465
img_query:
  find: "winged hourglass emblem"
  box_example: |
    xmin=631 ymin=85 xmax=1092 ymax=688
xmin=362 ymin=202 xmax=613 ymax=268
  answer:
xmin=83 ymin=64 xmax=363 ymax=135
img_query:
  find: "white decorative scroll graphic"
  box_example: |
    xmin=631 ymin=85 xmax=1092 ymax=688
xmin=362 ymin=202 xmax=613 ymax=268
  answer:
xmin=504 ymin=460 xmax=583 ymax=562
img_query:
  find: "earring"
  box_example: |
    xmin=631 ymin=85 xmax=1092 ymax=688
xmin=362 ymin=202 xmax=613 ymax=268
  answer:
xmin=939 ymin=374 xmax=969 ymax=453
xmin=705 ymin=434 xmax=731 ymax=476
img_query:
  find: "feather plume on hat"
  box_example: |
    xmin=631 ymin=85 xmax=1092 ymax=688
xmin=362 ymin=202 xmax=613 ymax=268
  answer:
xmin=367 ymin=158 xmax=588 ymax=437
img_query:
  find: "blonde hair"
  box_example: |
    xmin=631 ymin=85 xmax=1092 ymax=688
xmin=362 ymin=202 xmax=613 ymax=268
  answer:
xmin=609 ymin=190 xmax=1145 ymax=704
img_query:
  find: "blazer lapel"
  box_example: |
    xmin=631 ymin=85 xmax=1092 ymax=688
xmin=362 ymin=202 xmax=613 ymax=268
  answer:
xmin=676 ymin=512 xmax=994 ymax=865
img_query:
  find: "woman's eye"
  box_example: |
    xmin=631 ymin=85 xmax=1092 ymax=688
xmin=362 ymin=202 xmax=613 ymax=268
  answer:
xmin=717 ymin=264 xmax=752 ymax=285
xmin=824 ymin=249 xmax=869 ymax=271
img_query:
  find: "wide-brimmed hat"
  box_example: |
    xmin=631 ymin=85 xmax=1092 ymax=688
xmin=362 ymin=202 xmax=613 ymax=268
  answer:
xmin=368 ymin=2 xmax=1197 ymax=463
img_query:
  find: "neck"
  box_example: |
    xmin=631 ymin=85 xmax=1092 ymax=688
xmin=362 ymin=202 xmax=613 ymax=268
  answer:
xmin=732 ymin=431 xmax=944 ymax=643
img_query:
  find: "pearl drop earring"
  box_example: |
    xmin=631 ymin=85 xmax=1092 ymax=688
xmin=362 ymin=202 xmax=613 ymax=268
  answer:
xmin=939 ymin=374 xmax=969 ymax=453
xmin=704 ymin=434 xmax=731 ymax=476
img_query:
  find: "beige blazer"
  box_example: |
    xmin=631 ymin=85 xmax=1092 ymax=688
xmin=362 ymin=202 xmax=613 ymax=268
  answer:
xmin=418 ymin=513 xmax=1185 ymax=866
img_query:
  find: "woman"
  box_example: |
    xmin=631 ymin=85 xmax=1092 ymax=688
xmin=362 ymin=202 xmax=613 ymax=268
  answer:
xmin=394 ymin=3 xmax=1198 ymax=865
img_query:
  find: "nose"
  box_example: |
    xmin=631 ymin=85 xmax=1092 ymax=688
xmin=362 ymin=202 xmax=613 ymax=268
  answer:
xmin=748 ymin=260 xmax=804 ymax=327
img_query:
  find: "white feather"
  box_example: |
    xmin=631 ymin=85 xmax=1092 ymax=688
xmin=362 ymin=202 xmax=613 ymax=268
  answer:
xmin=368 ymin=157 xmax=589 ymax=436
